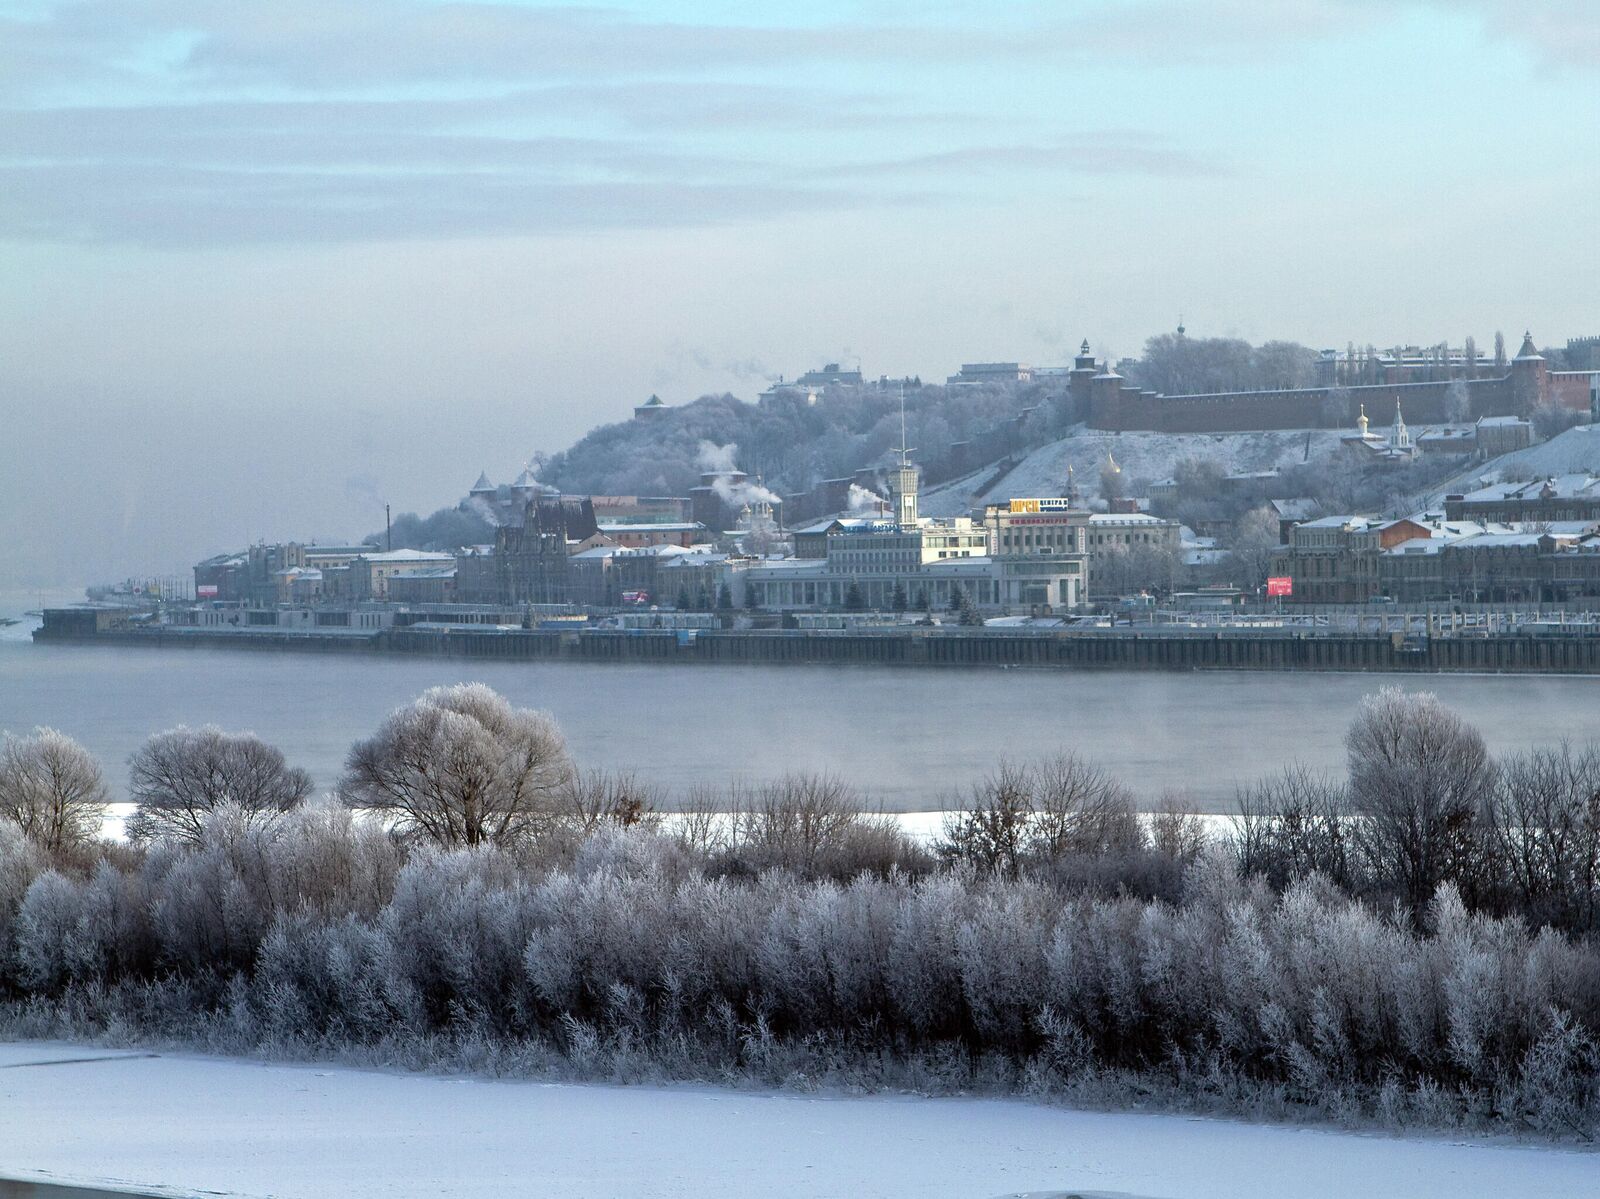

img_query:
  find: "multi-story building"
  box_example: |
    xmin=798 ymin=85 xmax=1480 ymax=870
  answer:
xmin=590 ymin=496 xmax=692 ymax=524
xmin=947 ymin=362 xmax=1033 ymax=386
xmin=195 ymin=542 xmax=375 ymax=604
xmin=1474 ymin=416 xmax=1534 ymax=457
xmin=981 ymin=499 xmax=1090 ymax=558
xmin=1268 ymin=516 xmax=1429 ymax=603
xmin=1084 ymin=512 xmax=1181 ymax=557
xmin=1443 ymin=476 xmax=1600 ymax=524
xmin=567 ymin=543 xmax=697 ymax=607
xmin=1272 ymin=513 xmax=1600 ymax=603
xmin=743 ymin=453 xmax=1087 ymax=612
xmin=344 ymin=549 xmax=457 ymax=601
xmin=495 ymin=495 xmax=600 ymax=604
xmin=596 ymin=522 xmax=707 ymax=549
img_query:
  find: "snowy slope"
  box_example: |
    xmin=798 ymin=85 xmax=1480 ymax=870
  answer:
xmin=920 ymin=427 xmax=1346 ymax=517
xmin=1427 ymin=423 xmax=1600 ymax=502
xmin=1 ymin=1041 xmax=1593 ymax=1199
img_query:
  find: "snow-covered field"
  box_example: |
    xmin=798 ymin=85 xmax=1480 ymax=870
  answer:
xmin=921 ymin=427 xmax=1346 ymax=516
xmin=0 ymin=1042 xmax=1592 ymax=1199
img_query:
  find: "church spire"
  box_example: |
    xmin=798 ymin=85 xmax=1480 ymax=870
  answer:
xmin=1389 ymin=400 xmax=1411 ymax=452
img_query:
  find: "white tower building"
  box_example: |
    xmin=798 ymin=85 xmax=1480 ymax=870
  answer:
xmin=890 ymin=389 xmax=920 ymax=530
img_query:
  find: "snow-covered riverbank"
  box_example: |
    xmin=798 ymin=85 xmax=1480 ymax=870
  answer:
xmin=0 ymin=1041 xmax=1591 ymax=1199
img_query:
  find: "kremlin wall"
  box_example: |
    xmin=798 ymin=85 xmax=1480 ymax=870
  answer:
xmin=1068 ymin=333 xmax=1593 ymax=434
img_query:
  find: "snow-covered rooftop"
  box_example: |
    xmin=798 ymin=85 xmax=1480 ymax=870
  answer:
xmin=358 ymin=549 xmax=455 ymax=563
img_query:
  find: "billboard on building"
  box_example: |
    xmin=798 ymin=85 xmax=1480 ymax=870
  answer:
xmin=1266 ymin=576 xmax=1293 ymax=597
xmin=1009 ymin=498 xmax=1075 ymax=514
xmin=196 ymin=584 xmax=219 ymax=598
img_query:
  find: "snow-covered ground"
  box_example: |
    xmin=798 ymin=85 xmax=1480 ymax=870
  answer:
xmin=0 ymin=1042 xmax=1592 ymax=1199
xmin=1427 ymin=423 xmax=1600 ymax=504
xmin=921 ymin=427 xmax=1346 ymax=517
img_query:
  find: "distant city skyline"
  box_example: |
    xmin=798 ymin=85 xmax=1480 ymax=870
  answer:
xmin=2 ymin=0 xmax=1597 ymax=588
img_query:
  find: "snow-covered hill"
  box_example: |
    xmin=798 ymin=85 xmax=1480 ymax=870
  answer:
xmin=1428 ymin=423 xmax=1600 ymax=501
xmin=921 ymin=426 xmax=1347 ymax=516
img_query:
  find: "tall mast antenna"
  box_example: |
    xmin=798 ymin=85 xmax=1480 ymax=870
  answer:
xmin=897 ymin=383 xmax=914 ymax=466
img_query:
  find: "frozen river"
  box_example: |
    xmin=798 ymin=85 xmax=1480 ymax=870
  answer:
xmin=4 ymin=612 xmax=1600 ymax=810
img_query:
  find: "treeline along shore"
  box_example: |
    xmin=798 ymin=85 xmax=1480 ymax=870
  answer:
xmin=34 ymin=620 xmax=1600 ymax=673
xmin=3 ymin=684 xmax=1600 ymax=1139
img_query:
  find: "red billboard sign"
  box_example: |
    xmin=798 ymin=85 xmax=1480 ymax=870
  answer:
xmin=1266 ymin=576 xmax=1293 ymax=598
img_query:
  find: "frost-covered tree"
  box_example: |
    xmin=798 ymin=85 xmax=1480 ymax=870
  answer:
xmin=1484 ymin=743 xmax=1600 ymax=932
xmin=939 ymin=761 xmax=1033 ymax=878
xmin=1345 ymin=688 xmax=1493 ymax=917
xmin=0 ymin=729 xmax=108 ymax=854
xmin=1227 ymin=506 xmax=1282 ymax=586
xmin=1027 ymin=752 xmax=1143 ymax=858
xmin=127 ymin=725 xmax=311 ymax=845
xmin=1233 ymin=764 xmax=1351 ymax=891
xmin=560 ymin=769 xmax=663 ymax=837
xmin=340 ymin=684 xmax=573 ymax=848
xmin=957 ymin=590 xmax=983 ymax=626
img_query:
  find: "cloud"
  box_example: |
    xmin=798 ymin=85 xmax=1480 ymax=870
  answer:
xmin=6 ymin=1 xmax=1046 ymax=94
xmin=0 ymin=161 xmax=903 ymax=246
xmin=817 ymin=133 xmax=1224 ymax=181
xmin=3 ymin=0 xmax=1585 ymax=249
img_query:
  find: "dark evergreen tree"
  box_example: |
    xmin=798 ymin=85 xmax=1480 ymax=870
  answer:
xmin=891 ymin=582 xmax=908 ymax=612
xmin=844 ymin=581 xmax=866 ymax=611
xmin=716 ymin=583 xmax=734 ymax=611
xmin=948 ymin=584 xmax=967 ymax=614
xmin=675 ymin=587 xmax=692 ymax=611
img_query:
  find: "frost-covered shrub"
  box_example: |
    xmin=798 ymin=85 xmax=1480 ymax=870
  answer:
xmin=2 ymin=798 xmax=1599 ymax=1138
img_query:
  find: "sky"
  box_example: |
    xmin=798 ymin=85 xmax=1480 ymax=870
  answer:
xmin=1 ymin=0 xmax=1597 ymax=591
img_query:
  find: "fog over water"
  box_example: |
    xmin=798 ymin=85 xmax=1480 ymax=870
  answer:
xmin=4 ymin=629 xmax=1599 ymax=811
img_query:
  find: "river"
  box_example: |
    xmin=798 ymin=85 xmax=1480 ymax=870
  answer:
xmin=4 ymin=604 xmax=1600 ymax=811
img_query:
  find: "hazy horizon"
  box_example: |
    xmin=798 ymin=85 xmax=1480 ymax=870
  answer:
xmin=3 ymin=0 xmax=1598 ymax=590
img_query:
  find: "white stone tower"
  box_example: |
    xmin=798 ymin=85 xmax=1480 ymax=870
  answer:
xmin=890 ymin=386 xmax=919 ymax=530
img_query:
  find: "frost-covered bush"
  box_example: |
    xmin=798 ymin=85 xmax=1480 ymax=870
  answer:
xmin=5 ymin=691 xmax=1600 ymax=1137
xmin=3 ymin=813 xmax=1598 ymax=1137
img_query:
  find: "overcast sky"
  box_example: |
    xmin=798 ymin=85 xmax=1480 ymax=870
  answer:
xmin=2 ymin=0 xmax=1597 ymax=591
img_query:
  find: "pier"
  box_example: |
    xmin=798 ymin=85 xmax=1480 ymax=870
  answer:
xmin=33 ymin=619 xmax=1600 ymax=674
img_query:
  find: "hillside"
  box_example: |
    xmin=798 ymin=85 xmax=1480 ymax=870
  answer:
xmin=1428 ymin=423 xmax=1600 ymax=501
xmin=538 ymin=383 xmax=1058 ymax=502
xmin=921 ymin=426 xmax=1348 ymax=516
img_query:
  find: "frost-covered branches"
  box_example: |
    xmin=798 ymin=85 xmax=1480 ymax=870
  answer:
xmin=2 ymin=814 xmax=1597 ymax=1137
xmin=1345 ymin=688 xmax=1494 ymax=918
xmin=3 ymin=686 xmax=1600 ymax=1136
xmin=127 ymin=725 xmax=313 ymax=845
xmin=939 ymin=754 xmax=1146 ymax=881
xmin=341 ymin=684 xmax=573 ymax=849
xmin=0 ymin=729 xmax=107 ymax=854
